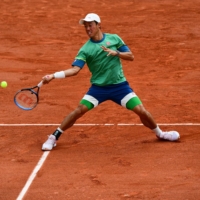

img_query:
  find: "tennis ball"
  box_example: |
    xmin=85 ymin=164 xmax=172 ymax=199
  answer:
xmin=1 ymin=81 xmax=7 ymax=88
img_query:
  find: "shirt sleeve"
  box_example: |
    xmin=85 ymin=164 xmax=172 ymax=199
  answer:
xmin=72 ymin=59 xmax=85 ymax=68
xmin=114 ymin=34 xmax=131 ymax=52
xmin=118 ymin=45 xmax=130 ymax=52
xmin=71 ymin=47 xmax=86 ymax=68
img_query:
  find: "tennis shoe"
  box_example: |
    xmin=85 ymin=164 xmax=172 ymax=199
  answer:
xmin=42 ymin=135 xmax=56 ymax=151
xmin=157 ymin=131 xmax=180 ymax=141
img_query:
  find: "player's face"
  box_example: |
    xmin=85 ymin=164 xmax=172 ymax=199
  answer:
xmin=83 ymin=21 xmax=100 ymax=38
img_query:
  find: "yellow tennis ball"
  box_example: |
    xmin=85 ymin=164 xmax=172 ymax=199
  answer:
xmin=1 ymin=81 xmax=7 ymax=88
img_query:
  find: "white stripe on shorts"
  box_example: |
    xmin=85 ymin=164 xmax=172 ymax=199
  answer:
xmin=121 ymin=92 xmax=137 ymax=107
xmin=82 ymin=94 xmax=99 ymax=107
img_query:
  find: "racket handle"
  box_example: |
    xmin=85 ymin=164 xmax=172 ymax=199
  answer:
xmin=37 ymin=81 xmax=43 ymax=88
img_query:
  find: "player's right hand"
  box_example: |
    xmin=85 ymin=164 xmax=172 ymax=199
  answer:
xmin=42 ymin=74 xmax=54 ymax=84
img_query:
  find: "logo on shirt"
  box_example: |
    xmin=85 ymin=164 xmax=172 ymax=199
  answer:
xmin=106 ymin=41 xmax=110 ymax=46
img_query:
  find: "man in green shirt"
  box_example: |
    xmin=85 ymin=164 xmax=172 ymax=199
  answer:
xmin=41 ymin=13 xmax=180 ymax=151
xmin=76 ymin=33 xmax=126 ymax=86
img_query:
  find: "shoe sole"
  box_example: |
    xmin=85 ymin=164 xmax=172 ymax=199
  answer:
xmin=156 ymin=135 xmax=180 ymax=141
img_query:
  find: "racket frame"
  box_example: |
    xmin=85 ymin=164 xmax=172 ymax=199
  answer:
xmin=14 ymin=81 xmax=43 ymax=111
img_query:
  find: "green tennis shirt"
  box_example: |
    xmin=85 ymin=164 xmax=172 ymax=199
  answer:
xmin=75 ymin=33 xmax=127 ymax=86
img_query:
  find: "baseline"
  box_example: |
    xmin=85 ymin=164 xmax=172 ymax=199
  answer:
xmin=0 ymin=123 xmax=200 ymax=126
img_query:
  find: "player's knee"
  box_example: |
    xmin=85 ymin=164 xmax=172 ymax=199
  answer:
xmin=133 ymin=104 xmax=149 ymax=117
xmin=74 ymin=104 xmax=89 ymax=117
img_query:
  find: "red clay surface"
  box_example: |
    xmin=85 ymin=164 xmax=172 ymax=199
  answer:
xmin=0 ymin=0 xmax=200 ymax=199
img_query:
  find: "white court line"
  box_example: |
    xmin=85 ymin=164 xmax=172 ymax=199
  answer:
xmin=16 ymin=151 xmax=50 ymax=200
xmin=118 ymin=123 xmax=200 ymax=126
xmin=0 ymin=123 xmax=200 ymax=126
xmin=10 ymin=122 xmax=199 ymax=199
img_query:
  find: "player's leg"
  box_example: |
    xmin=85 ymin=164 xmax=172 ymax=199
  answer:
xmin=111 ymin=82 xmax=180 ymax=141
xmin=125 ymin=96 xmax=180 ymax=141
xmin=120 ymin=92 xmax=157 ymax=129
xmin=42 ymin=85 xmax=108 ymax=151
xmin=59 ymin=104 xmax=90 ymax=131
xmin=132 ymin=104 xmax=157 ymax=129
xmin=42 ymin=103 xmax=90 ymax=151
xmin=58 ymin=94 xmax=98 ymax=133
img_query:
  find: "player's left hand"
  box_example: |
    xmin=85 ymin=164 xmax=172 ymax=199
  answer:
xmin=101 ymin=46 xmax=118 ymax=56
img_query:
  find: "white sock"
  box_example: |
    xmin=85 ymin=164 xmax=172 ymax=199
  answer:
xmin=153 ymin=126 xmax=163 ymax=136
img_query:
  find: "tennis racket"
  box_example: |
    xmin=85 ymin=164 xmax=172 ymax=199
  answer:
xmin=14 ymin=81 xmax=43 ymax=110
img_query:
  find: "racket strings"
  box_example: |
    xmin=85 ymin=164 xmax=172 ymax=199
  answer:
xmin=15 ymin=90 xmax=38 ymax=110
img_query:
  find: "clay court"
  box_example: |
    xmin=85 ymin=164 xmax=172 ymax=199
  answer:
xmin=0 ymin=0 xmax=200 ymax=199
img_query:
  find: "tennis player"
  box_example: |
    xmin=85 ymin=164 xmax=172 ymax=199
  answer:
xmin=41 ymin=13 xmax=180 ymax=150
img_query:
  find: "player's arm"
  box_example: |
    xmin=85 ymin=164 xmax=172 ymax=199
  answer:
xmin=42 ymin=66 xmax=81 ymax=84
xmin=63 ymin=66 xmax=81 ymax=77
xmin=101 ymin=45 xmax=134 ymax=61
xmin=114 ymin=51 xmax=134 ymax=61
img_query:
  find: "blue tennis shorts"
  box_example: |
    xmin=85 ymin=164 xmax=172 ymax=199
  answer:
xmin=80 ymin=81 xmax=142 ymax=110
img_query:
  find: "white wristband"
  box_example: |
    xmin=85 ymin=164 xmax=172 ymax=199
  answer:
xmin=54 ymin=71 xmax=65 ymax=79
